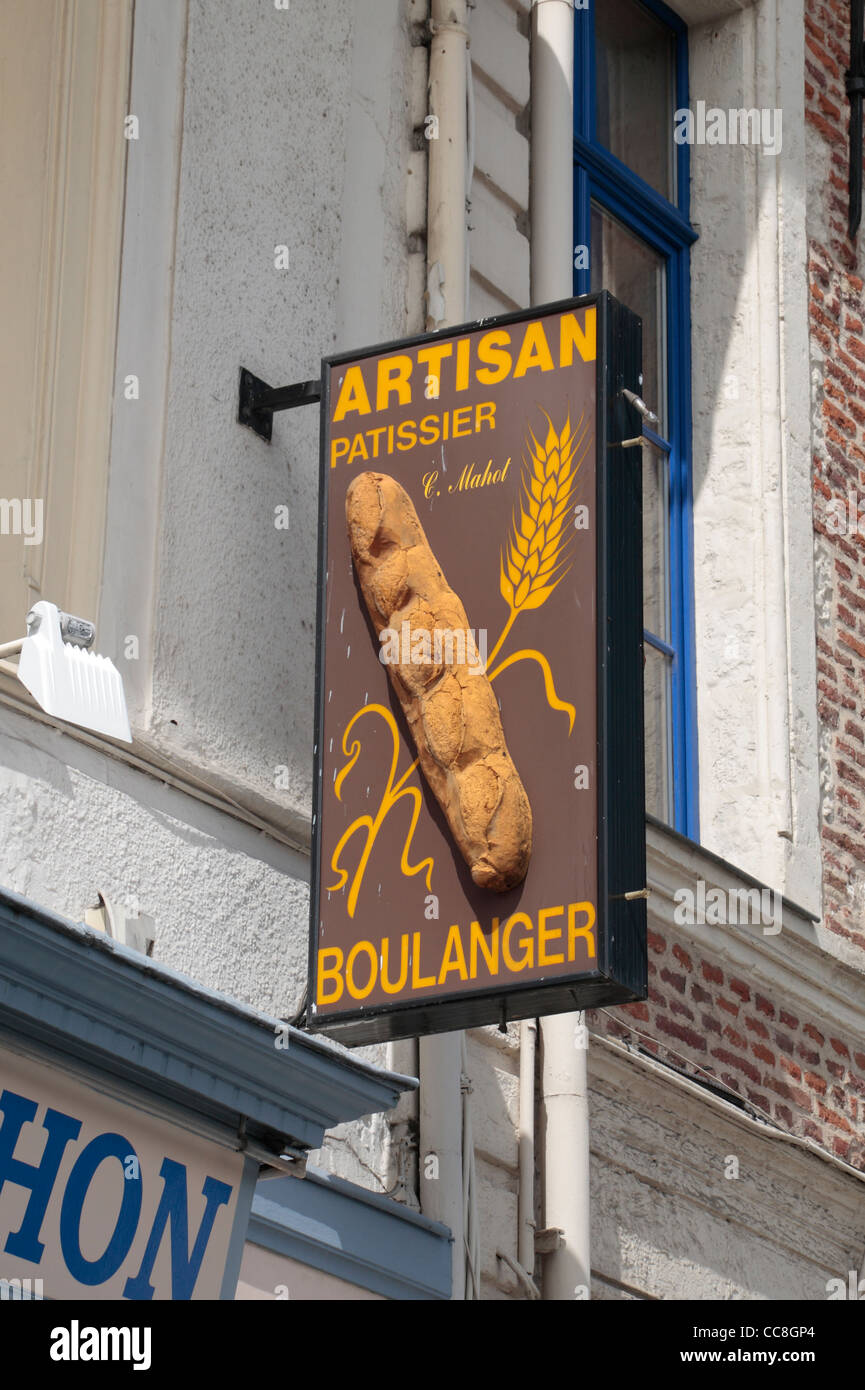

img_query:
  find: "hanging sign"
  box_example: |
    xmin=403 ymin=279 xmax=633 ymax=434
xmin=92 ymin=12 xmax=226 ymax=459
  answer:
xmin=308 ymin=292 xmax=647 ymax=1045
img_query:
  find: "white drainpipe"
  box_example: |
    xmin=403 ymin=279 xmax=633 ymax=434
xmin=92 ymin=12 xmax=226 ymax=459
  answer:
xmin=518 ymin=1017 xmax=537 ymax=1274
xmin=529 ymin=0 xmax=591 ymax=1302
xmin=425 ymin=0 xmax=469 ymax=332
xmin=419 ymin=0 xmax=470 ymax=1302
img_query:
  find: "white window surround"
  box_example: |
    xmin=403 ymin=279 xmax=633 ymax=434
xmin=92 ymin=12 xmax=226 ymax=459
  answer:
xmin=674 ymin=0 xmax=821 ymax=917
xmin=0 ymin=0 xmax=133 ymax=672
xmin=98 ymin=0 xmax=189 ymax=734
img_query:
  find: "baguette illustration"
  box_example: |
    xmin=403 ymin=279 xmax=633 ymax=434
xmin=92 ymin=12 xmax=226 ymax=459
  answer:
xmin=345 ymin=470 xmax=532 ymax=891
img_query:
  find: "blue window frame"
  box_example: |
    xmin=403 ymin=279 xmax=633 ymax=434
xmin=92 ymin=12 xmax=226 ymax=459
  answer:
xmin=574 ymin=0 xmax=699 ymax=838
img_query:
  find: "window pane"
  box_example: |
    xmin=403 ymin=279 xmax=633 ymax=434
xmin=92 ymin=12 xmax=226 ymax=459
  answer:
xmin=642 ymin=449 xmax=670 ymax=644
xmin=590 ymin=203 xmax=673 ymax=822
xmin=590 ymin=203 xmax=667 ymax=436
xmin=644 ymin=643 xmax=673 ymax=822
xmin=595 ymin=0 xmax=676 ymax=202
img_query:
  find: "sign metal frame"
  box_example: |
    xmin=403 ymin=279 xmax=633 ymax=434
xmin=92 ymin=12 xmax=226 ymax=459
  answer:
xmin=308 ymin=291 xmax=647 ymax=1045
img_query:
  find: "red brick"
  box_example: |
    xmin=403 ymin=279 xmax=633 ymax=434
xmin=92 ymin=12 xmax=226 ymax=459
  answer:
xmin=752 ymin=1043 xmax=775 ymax=1067
xmin=657 ymin=1015 xmax=707 ymax=1053
xmin=621 ymin=1001 xmax=649 ymax=1023
xmin=779 ymin=1010 xmax=799 ymax=1030
xmin=702 ymin=961 xmax=723 ymax=985
xmin=660 ymin=968 xmax=686 ymax=995
xmin=804 ymin=1023 xmax=825 ymax=1047
xmin=823 ymin=92 xmax=845 ymax=122
xmin=806 ymin=34 xmax=840 ymax=80
xmin=804 ymin=1070 xmax=827 ymax=1095
xmin=729 ymin=978 xmax=751 ymax=1002
xmin=647 ymin=929 xmax=666 ymax=955
xmin=604 ymin=1017 xmax=630 ymax=1041
xmin=710 ymin=1047 xmax=761 ymax=1085
xmin=755 ymin=994 xmax=775 ymax=1019
xmin=745 ymin=1016 xmax=770 ymax=1039
xmin=718 ymin=997 xmax=739 ymax=1018
xmin=813 ymin=181 xmax=865 ymax=983
xmin=669 ymin=999 xmax=695 ymax=1022
xmin=830 ymin=1037 xmax=851 ymax=1058
xmin=672 ymin=943 xmax=693 ymax=972
xmin=788 ymin=1082 xmax=815 ymax=1110
xmin=817 ymin=1101 xmax=853 ymax=1133
xmin=766 ymin=1074 xmax=792 ymax=1103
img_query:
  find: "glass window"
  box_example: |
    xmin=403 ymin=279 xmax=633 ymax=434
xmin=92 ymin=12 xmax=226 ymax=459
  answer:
xmin=595 ymin=0 xmax=677 ymax=201
xmin=590 ymin=203 xmax=668 ymax=437
xmin=575 ymin=0 xmax=697 ymax=836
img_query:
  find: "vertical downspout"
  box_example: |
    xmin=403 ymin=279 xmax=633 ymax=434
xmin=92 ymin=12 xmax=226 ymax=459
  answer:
xmin=518 ymin=1018 xmax=537 ymax=1275
xmin=420 ymin=0 xmax=470 ymax=1302
xmin=426 ymin=0 xmax=468 ymax=333
xmin=529 ymin=0 xmax=590 ymax=1302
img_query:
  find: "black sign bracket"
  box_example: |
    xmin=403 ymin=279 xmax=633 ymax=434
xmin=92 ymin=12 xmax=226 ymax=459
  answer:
xmin=237 ymin=367 xmax=322 ymax=442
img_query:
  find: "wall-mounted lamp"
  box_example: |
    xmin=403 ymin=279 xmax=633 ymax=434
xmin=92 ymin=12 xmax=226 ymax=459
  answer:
xmin=0 ymin=601 xmax=131 ymax=743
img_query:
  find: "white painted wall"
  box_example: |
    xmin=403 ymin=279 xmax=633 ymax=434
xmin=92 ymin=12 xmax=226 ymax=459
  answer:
xmin=685 ymin=0 xmax=821 ymax=918
xmin=148 ymin=0 xmax=408 ymax=823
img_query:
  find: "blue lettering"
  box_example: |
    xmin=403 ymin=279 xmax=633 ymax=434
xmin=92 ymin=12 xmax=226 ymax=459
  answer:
xmin=59 ymin=1133 xmax=141 ymax=1284
xmin=123 ymin=1159 xmax=231 ymax=1300
xmin=0 ymin=1089 xmax=81 ymax=1262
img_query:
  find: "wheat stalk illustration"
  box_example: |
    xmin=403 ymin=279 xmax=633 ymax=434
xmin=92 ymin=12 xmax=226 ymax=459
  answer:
xmin=490 ymin=410 xmax=590 ymax=664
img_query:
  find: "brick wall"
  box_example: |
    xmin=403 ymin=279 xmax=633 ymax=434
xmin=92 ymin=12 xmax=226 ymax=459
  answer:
xmin=587 ymin=0 xmax=865 ymax=1175
xmin=807 ymin=0 xmax=865 ymax=958
xmin=589 ymin=926 xmax=865 ymax=1168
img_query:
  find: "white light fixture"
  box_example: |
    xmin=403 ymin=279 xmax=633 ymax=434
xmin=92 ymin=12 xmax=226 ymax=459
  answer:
xmin=0 ymin=601 xmax=131 ymax=743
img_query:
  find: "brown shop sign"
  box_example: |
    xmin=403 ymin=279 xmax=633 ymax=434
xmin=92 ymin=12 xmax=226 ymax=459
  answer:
xmin=308 ymin=295 xmax=647 ymax=1045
